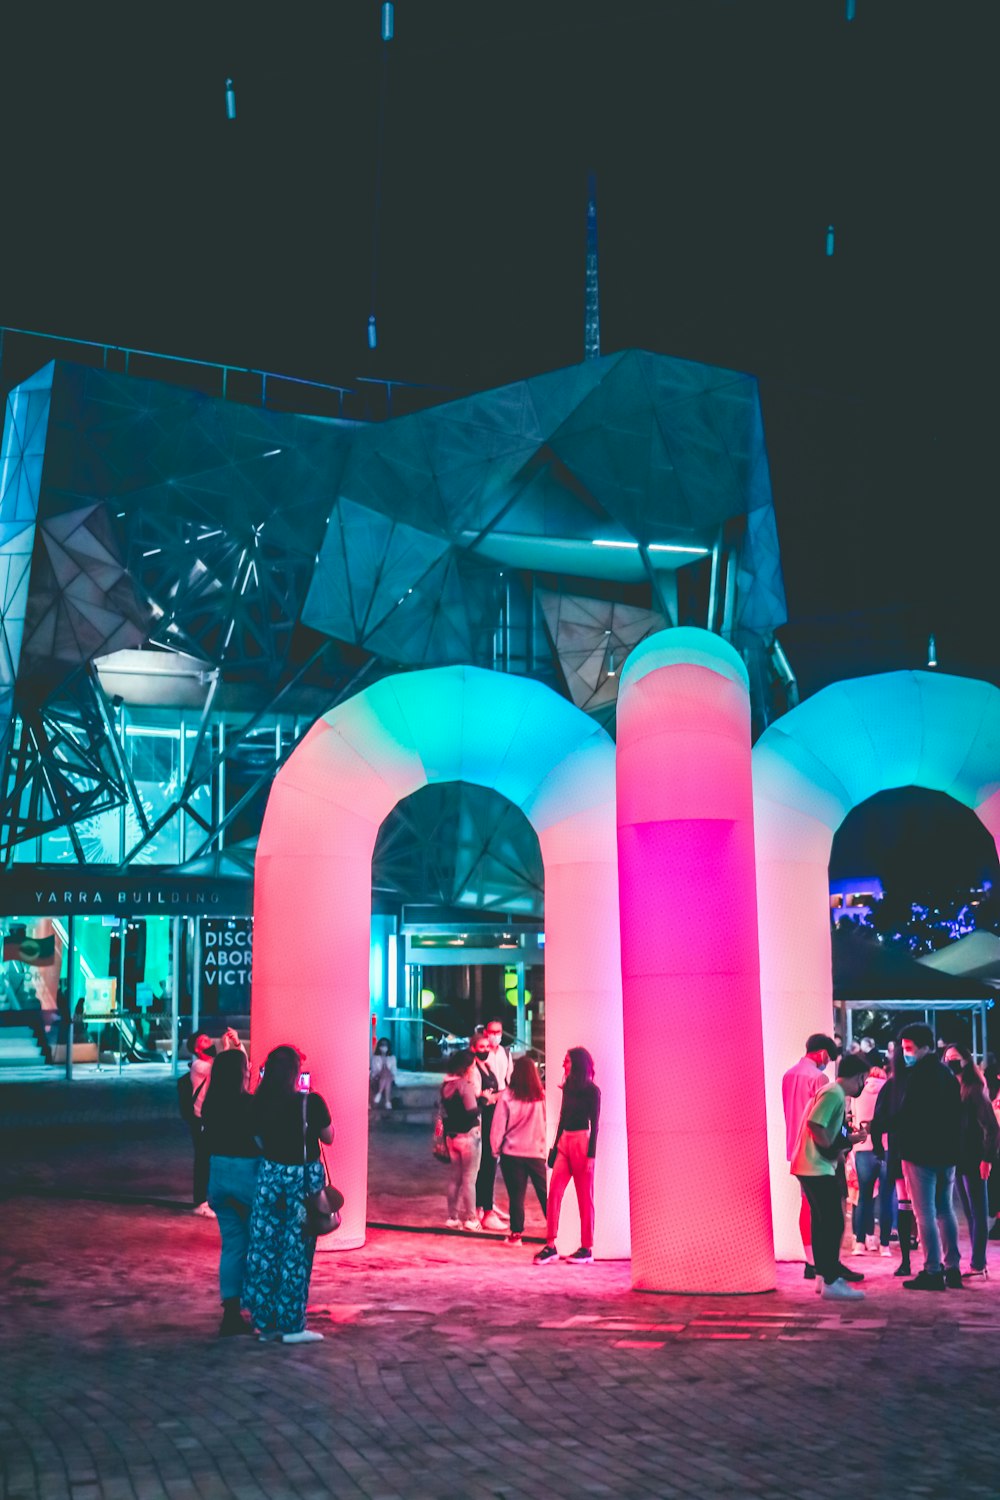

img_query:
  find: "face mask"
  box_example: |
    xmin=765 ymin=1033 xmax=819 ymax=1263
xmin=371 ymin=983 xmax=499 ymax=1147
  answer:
xmin=946 ymin=1058 xmax=963 ymax=1075
xmin=902 ymin=1051 xmax=919 ymax=1068
xmin=473 ymin=1048 xmax=488 ymax=1059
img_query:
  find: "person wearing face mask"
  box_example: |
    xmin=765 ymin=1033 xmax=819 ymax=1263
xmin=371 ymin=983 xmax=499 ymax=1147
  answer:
xmin=848 ymin=1064 xmax=893 ymax=1256
xmin=790 ymin=1053 xmax=871 ymax=1300
xmin=943 ymin=1044 xmax=1000 ymax=1279
xmin=869 ymin=1047 xmax=915 ymax=1276
xmin=370 ymin=1037 xmax=397 ymax=1110
xmin=471 ymin=1025 xmax=509 ymax=1232
xmin=183 ymin=1032 xmax=217 ymax=1218
xmin=893 ymin=1023 xmax=962 ymax=1291
xmin=534 ymin=1046 xmax=600 ymax=1266
xmin=781 ymin=1034 xmax=837 ymax=1278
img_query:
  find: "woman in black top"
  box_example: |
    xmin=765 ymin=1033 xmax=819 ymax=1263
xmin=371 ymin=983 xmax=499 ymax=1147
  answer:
xmin=944 ymin=1045 xmax=999 ymax=1277
xmin=534 ymin=1047 xmax=601 ymax=1266
xmin=242 ymin=1045 xmax=333 ymax=1344
xmin=202 ymin=1048 xmax=260 ymax=1336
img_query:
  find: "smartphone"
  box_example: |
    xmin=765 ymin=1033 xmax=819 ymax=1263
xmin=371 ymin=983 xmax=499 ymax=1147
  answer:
xmin=297 ymin=1071 xmax=311 ymax=1093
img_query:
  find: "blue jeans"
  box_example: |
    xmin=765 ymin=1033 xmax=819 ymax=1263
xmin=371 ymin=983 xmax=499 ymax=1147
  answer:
xmin=852 ymin=1152 xmax=896 ymax=1244
xmin=446 ymin=1130 xmax=481 ymax=1220
xmin=902 ymin=1161 xmax=960 ymax=1275
xmin=208 ymin=1155 xmax=260 ymax=1300
xmin=956 ymin=1168 xmax=989 ymax=1272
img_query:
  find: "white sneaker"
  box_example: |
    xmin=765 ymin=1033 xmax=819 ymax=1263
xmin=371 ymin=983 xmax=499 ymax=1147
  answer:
xmin=848 ymin=1239 xmax=867 ymax=1255
xmin=865 ymin=1236 xmax=879 ymax=1252
xmin=822 ymin=1277 xmax=865 ymax=1301
xmin=193 ymin=1202 xmax=216 ymax=1218
xmin=879 ymin=1243 xmax=894 ymax=1258
xmin=445 ymin=1218 xmax=461 ymax=1228
xmin=281 ymin=1330 xmax=324 ymax=1344
xmin=480 ymin=1211 xmax=507 ymax=1232
xmin=463 ymin=1218 xmax=483 ymax=1232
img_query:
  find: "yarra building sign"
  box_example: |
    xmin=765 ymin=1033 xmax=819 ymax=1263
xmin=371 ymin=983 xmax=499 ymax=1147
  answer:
xmin=0 ymin=874 xmax=253 ymax=917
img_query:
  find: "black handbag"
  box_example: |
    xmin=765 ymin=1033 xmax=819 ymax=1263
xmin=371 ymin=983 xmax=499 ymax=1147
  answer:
xmin=301 ymin=1094 xmax=344 ymax=1238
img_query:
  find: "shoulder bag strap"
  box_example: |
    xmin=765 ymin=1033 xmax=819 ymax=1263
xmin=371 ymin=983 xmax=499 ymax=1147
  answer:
xmin=302 ymin=1092 xmax=310 ymax=1200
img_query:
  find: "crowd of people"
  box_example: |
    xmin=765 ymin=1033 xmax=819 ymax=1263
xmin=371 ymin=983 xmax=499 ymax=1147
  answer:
xmin=184 ymin=1017 xmax=602 ymax=1342
xmin=184 ymin=1010 xmax=996 ymax=1341
xmin=783 ymin=1024 xmax=1000 ymax=1300
xmin=438 ymin=1022 xmax=600 ymax=1265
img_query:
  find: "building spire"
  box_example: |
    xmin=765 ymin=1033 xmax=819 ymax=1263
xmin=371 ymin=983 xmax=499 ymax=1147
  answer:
xmin=584 ymin=171 xmax=601 ymax=360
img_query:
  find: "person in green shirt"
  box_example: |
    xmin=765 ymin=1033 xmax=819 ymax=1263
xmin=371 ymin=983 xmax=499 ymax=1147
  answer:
xmin=790 ymin=1053 xmax=870 ymax=1300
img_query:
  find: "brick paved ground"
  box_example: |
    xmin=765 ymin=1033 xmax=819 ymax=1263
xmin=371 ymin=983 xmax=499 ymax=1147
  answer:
xmin=3 ymin=1107 xmax=1000 ymax=1499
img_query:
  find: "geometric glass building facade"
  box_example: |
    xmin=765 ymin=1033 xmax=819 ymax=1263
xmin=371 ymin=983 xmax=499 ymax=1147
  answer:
xmin=0 ymin=349 xmax=787 ymax=1069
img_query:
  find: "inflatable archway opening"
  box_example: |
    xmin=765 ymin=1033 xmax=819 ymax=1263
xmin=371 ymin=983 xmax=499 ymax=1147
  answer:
xmin=754 ymin=670 xmax=1000 ymax=1259
xmin=251 ymin=665 xmax=629 ymax=1257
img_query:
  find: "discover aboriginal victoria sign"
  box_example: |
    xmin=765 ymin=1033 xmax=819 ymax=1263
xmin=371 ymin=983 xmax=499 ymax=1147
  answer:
xmin=202 ymin=918 xmax=253 ymax=1005
xmin=0 ymin=872 xmax=254 ymax=917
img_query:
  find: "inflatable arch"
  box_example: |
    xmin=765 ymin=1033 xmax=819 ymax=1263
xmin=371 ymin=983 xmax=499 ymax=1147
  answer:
xmin=251 ymin=665 xmax=629 ymax=1256
xmin=617 ymin=631 xmax=774 ymax=1292
xmin=753 ymin=671 xmax=1000 ymax=1259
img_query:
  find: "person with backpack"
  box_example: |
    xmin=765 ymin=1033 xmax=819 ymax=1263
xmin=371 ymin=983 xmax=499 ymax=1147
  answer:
xmin=440 ymin=1048 xmax=483 ymax=1231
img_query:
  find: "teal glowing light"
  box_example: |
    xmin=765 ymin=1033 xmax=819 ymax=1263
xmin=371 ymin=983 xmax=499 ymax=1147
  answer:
xmin=754 ymin=670 xmax=1000 ymax=1261
xmin=253 ymin=665 xmax=629 ymax=1257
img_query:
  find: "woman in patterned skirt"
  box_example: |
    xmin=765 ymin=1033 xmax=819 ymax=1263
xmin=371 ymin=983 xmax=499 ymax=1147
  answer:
xmin=243 ymin=1045 xmax=333 ymax=1344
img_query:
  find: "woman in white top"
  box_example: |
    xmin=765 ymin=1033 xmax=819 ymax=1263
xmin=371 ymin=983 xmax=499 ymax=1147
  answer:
xmin=490 ymin=1055 xmax=547 ymax=1246
xmin=849 ymin=1064 xmax=892 ymax=1255
xmin=370 ymin=1037 xmax=397 ymax=1109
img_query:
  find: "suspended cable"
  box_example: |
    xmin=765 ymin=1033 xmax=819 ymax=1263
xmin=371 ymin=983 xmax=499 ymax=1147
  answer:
xmin=368 ymin=8 xmax=394 ymax=350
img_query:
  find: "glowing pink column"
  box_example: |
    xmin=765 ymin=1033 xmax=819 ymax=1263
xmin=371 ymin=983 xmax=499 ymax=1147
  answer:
xmin=617 ymin=628 xmax=774 ymax=1292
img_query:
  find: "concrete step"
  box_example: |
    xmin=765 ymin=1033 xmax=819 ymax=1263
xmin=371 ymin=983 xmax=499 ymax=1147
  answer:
xmin=0 ymin=1049 xmax=46 ymax=1066
xmin=0 ymin=1027 xmax=45 ymax=1065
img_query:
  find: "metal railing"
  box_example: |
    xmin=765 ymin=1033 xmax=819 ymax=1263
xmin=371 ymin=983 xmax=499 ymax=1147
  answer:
xmin=381 ymin=1014 xmax=543 ymax=1069
xmin=0 ymin=324 xmax=452 ymax=423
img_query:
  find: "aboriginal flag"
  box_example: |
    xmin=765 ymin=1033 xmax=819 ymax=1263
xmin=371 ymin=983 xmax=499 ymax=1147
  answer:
xmin=2 ymin=932 xmax=57 ymax=966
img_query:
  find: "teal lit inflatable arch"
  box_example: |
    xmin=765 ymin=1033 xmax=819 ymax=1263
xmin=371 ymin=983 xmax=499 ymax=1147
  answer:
xmin=251 ymin=665 xmax=629 ymax=1255
xmin=753 ymin=670 xmax=1000 ymax=1258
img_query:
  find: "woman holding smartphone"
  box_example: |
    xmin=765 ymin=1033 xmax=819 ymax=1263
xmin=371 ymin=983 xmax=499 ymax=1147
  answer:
xmin=243 ymin=1045 xmax=333 ymax=1344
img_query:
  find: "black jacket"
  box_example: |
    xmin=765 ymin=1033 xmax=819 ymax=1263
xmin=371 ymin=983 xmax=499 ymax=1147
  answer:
xmin=958 ymin=1088 xmax=1000 ymax=1171
xmin=892 ymin=1054 xmax=961 ymax=1169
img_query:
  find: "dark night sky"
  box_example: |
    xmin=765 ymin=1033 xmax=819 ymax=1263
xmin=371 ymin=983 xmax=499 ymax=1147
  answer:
xmin=1 ymin=1 xmax=996 ymax=888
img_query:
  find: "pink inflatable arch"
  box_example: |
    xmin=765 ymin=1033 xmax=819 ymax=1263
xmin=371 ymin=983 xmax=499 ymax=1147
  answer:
xmin=251 ymin=665 xmax=629 ymax=1256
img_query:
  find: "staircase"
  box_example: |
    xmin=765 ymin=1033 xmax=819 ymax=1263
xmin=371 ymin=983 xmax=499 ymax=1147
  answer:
xmin=0 ymin=1027 xmax=46 ymax=1068
xmin=371 ymin=1070 xmax=443 ymax=1128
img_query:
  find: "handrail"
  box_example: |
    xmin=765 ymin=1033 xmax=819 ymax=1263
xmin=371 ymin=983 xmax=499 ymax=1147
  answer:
xmin=385 ymin=1013 xmax=542 ymax=1063
xmin=0 ymin=323 xmax=452 ymax=418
